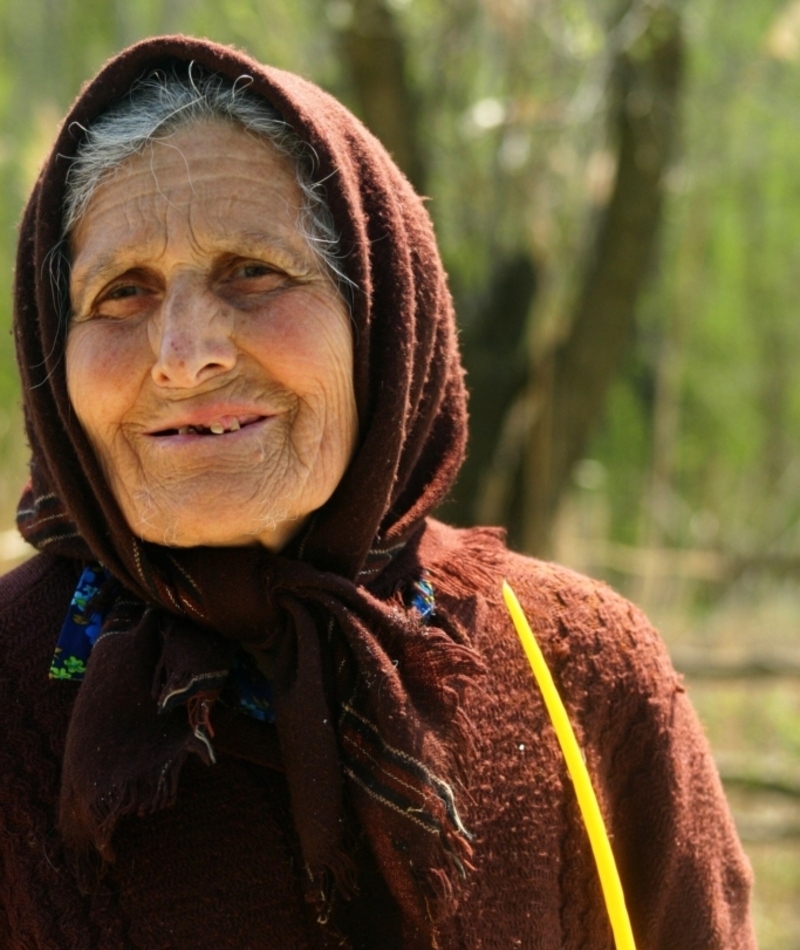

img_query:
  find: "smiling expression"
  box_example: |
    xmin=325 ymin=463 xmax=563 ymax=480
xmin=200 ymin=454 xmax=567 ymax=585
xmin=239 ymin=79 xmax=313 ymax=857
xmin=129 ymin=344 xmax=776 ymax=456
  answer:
xmin=66 ymin=120 xmax=358 ymax=550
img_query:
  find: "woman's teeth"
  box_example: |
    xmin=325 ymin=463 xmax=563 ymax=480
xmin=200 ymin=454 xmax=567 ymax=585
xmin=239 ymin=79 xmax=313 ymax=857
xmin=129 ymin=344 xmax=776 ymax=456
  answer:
xmin=177 ymin=418 xmax=244 ymax=436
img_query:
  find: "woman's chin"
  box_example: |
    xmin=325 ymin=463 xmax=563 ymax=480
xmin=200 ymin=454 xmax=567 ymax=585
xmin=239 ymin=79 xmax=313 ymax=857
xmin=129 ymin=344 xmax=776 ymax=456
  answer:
xmin=126 ymin=502 xmax=304 ymax=550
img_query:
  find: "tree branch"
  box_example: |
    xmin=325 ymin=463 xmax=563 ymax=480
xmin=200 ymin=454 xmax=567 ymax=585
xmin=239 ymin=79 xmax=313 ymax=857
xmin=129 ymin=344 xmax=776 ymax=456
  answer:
xmin=673 ymin=649 xmax=800 ymax=680
xmin=721 ymin=772 xmax=800 ymax=799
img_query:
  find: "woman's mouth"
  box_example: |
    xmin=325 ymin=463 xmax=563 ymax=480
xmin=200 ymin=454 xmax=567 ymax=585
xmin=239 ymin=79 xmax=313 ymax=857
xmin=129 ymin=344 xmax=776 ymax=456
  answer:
xmin=152 ymin=413 xmax=268 ymax=437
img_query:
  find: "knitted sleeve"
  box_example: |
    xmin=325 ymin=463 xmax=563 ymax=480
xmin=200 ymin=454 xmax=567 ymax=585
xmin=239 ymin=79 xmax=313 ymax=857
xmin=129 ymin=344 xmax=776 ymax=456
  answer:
xmin=598 ymin=639 xmax=757 ymax=949
xmin=548 ymin=572 xmax=757 ymax=949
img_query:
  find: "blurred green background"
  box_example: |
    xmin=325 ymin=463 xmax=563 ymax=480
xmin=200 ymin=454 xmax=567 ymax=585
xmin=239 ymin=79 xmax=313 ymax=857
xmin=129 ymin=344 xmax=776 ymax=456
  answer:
xmin=1 ymin=0 xmax=799 ymax=943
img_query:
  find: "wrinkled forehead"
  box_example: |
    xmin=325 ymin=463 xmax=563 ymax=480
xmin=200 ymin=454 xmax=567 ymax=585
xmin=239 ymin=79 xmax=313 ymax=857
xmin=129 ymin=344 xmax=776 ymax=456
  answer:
xmin=76 ymin=119 xmax=297 ymax=207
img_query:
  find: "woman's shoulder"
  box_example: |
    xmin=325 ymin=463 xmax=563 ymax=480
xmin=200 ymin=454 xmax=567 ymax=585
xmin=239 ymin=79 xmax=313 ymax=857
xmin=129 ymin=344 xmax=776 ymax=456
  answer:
xmin=504 ymin=546 xmax=674 ymax=680
xmin=421 ymin=518 xmax=677 ymax=698
xmin=0 ymin=554 xmax=79 ymax=670
xmin=0 ymin=552 xmax=77 ymax=615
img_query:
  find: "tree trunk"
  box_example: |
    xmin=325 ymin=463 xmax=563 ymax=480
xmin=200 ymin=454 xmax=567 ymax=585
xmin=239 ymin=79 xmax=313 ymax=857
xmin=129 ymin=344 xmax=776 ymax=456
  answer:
xmin=521 ymin=5 xmax=684 ymax=554
xmin=441 ymin=253 xmax=539 ymax=528
xmin=336 ymin=0 xmax=426 ymax=193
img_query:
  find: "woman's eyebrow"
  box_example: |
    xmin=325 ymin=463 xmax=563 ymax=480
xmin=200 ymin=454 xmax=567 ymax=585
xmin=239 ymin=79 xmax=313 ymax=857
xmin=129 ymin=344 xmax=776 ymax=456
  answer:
xmin=215 ymin=229 xmax=312 ymax=270
xmin=70 ymin=252 xmax=124 ymax=313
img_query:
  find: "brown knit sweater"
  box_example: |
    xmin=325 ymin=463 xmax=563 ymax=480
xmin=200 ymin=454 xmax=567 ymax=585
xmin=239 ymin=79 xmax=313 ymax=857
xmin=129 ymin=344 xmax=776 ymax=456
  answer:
xmin=0 ymin=519 xmax=756 ymax=949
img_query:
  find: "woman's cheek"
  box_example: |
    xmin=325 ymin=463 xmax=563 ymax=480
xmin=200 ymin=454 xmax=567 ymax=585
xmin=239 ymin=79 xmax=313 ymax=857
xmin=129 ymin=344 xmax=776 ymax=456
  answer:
xmin=259 ymin=304 xmax=352 ymax=398
xmin=66 ymin=324 xmax=148 ymax=432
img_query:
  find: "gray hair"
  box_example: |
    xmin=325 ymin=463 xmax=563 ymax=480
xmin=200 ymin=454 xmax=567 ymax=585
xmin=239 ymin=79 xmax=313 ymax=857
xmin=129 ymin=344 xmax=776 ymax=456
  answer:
xmin=51 ymin=65 xmax=353 ymax=323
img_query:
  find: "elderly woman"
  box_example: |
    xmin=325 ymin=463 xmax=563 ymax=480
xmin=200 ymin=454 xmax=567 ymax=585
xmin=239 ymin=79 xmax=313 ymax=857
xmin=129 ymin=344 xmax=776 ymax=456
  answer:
xmin=0 ymin=36 xmax=755 ymax=950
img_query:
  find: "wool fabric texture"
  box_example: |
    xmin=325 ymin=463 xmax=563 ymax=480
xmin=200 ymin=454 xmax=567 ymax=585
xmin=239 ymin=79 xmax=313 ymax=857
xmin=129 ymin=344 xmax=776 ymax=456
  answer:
xmin=0 ymin=526 xmax=758 ymax=948
xmin=3 ymin=34 xmax=757 ymax=950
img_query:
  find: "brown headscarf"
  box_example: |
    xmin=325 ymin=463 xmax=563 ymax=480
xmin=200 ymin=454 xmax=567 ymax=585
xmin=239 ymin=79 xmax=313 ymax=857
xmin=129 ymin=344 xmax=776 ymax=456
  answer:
xmin=14 ymin=35 xmax=488 ymax=944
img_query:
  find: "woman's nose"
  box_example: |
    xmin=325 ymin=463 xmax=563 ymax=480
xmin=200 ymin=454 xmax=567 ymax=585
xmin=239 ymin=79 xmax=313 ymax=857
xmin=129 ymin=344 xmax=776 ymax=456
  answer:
xmin=150 ymin=278 xmax=236 ymax=388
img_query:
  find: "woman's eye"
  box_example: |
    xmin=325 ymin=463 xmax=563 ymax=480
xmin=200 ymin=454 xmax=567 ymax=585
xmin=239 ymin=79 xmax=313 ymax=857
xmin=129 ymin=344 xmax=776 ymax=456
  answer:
xmin=243 ymin=264 xmax=271 ymax=277
xmin=231 ymin=262 xmax=281 ymax=280
xmin=88 ymin=281 xmax=154 ymax=320
xmin=107 ymin=284 xmax=142 ymax=299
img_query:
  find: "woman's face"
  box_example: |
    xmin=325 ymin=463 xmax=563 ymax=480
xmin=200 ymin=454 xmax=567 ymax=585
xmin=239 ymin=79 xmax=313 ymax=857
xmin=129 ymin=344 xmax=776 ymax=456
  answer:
xmin=66 ymin=120 xmax=358 ymax=550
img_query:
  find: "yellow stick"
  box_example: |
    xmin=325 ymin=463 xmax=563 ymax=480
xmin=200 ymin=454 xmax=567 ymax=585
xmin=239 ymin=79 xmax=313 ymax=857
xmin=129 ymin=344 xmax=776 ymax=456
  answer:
xmin=502 ymin=580 xmax=637 ymax=950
